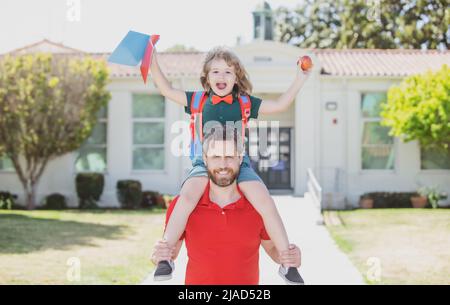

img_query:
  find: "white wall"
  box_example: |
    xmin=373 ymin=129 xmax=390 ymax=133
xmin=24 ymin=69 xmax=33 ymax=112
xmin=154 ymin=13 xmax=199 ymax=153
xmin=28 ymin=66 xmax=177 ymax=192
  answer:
xmin=0 ymin=78 xmax=188 ymax=207
xmin=2 ymin=41 xmax=448 ymax=208
xmin=320 ymin=77 xmax=450 ymax=208
xmin=294 ymin=54 xmax=321 ymax=196
xmin=0 ymin=151 xmax=77 ymax=207
xmin=93 ymin=78 xmax=188 ymax=207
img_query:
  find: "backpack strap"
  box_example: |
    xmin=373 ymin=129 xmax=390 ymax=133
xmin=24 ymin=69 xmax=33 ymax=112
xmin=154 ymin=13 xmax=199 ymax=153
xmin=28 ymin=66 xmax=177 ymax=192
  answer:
xmin=189 ymin=91 xmax=208 ymax=159
xmin=238 ymin=94 xmax=252 ymax=148
xmin=188 ymin=92 xmax=252 ymax=159
xmin=190 ymin=91 xmax=207 ymax=115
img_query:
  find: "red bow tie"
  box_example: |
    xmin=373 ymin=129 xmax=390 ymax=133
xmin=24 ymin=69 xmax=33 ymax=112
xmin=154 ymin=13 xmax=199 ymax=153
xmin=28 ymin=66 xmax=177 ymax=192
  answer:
xmin=211 ymin=94 xmax=233 ymax=105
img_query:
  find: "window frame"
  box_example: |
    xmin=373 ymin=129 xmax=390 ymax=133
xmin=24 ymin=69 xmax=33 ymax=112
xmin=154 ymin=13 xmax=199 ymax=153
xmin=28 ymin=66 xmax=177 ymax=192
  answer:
xmin=131 ymin=93 xmax=166 ymax=173
xmin=74 ymin=106 xmax=109 ymax=174
xmin=0 ymin=155 xmax=15 ymax=173
xmin=359 ymin=92 xmax=397 ymax=173
xmin=419 ymin=145 xmax=450 ymax=172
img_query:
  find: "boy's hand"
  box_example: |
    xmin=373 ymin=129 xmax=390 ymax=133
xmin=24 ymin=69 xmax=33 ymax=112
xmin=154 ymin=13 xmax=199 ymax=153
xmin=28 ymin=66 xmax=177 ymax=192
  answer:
xmin=279 ymin=244 xmax=301 ymax=268
xmin=151 ymin=239 xmax=174 ymax=265
xmin=296 ymin=55 xmax=313 ymax=80
xmin=296 ymin=67 xmax=311 ymax=79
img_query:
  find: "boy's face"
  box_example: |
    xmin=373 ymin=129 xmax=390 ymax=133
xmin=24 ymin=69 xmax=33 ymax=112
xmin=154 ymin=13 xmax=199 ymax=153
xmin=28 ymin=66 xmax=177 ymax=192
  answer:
xmin=207 ymin=58 xmax=237 ymax=97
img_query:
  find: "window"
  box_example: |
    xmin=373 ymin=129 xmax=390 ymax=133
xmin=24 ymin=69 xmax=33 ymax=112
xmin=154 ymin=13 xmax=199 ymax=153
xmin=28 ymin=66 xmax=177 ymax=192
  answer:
xmin=132 ymin=94 xmax=165 ymax=170
xmin=0 ymin=155 xmax=14 ymax=171
xmin=254 ymin=15 xmax=261 ymax=39
xmin=75 ymin=106 xmax=108 ymax=172
xmin=421 ymin=145 xmax=450 ymax=170
xmin=264 ymin=15 xmax=273 ymax=40
xmin=361 ymin=93 xmax=395 ymax=170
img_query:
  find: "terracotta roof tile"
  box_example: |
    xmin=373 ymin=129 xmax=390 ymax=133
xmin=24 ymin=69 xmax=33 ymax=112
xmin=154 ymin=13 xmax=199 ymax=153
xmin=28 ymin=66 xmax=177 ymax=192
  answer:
xmin=87 ymin=52 xmax=205 ymax=79
xmin=2 ymin=40 xmax=449 ymax=78
xmin=7 ymin=39 xmax=85 ymax=55
xmin=312 ymin=49 xmax=450 ymax=77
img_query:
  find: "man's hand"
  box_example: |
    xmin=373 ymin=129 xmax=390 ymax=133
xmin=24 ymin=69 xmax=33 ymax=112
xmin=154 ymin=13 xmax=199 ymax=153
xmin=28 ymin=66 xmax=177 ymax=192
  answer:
xmin=279 ymin=244 xmax=301 ymax=268
xmin=151 ymin=239 xmax=174 ymax=265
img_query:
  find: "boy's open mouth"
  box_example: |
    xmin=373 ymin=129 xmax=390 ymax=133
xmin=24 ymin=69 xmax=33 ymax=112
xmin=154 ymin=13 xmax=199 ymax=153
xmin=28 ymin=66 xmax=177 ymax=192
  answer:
xmin=216 ymin=83 xmax=227 ymax=90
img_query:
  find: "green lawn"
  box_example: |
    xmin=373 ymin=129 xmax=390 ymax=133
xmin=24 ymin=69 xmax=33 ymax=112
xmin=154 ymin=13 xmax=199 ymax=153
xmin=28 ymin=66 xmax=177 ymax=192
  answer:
xmin=325 ymin=209 xmax=450 ymax=285
xmin=0 ymin=209 xmax=166 ymax=284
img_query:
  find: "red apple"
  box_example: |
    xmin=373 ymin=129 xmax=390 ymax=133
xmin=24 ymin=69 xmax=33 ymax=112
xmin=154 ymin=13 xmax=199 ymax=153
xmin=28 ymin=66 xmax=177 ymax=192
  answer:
xmin=298 ymin=55 xmax=313 ymax=71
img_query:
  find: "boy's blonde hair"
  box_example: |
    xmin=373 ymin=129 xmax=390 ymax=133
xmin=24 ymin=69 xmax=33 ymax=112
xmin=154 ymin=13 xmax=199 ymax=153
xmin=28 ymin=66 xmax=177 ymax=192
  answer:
xmin=200 ymin=46 xmax=253 ymax=96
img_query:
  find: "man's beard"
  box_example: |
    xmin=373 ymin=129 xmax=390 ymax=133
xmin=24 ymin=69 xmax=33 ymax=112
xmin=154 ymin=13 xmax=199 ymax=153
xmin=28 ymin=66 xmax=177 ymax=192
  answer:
xmin=207 ymin=167 xmax=239 ymax=187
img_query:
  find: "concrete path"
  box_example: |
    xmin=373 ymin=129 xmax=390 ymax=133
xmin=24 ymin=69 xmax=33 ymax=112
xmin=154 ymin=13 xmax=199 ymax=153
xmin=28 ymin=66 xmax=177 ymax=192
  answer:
xmin=142 ymin=194 xmax=364 ymax=285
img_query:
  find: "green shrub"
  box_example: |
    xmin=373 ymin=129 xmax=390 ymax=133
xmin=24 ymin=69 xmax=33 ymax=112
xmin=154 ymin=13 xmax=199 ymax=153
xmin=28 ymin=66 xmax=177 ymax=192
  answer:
xmin=360 ymin=192 xmax=418 ymax=208
xmin=75 ymin=173 xmax=104 ymax=209
xmin=162 ymin=194 xmax=175 ymax=209
xmin=0 ymin=191 xmax=17 ymax=210
xmin=117 ymin=180 xmax=142 ymax=209
xmin=42 ymin=193 xmax=67 ymax=210
xmin=141 ymin=191 xmax=172 ymax=209
xmin=381 ymin=65 xmax=450 ymax=150
xmin=141 ymin=191 xmax=157 ymax=209
xmin=418 ymin=186 xmax=448 ymax=209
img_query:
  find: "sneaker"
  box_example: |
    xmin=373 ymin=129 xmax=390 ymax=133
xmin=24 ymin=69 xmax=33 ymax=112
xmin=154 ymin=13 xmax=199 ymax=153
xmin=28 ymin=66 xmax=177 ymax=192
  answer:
xmin=278 ymin=265 xmax=304 ymax=285
xmin=154 ymin=260 xmax=175 ymax=281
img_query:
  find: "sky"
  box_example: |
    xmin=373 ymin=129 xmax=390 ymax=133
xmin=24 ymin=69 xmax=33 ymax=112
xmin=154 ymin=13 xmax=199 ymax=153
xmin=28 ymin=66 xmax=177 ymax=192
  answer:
xmin=0 ymin=0 xmax=300 ymax=54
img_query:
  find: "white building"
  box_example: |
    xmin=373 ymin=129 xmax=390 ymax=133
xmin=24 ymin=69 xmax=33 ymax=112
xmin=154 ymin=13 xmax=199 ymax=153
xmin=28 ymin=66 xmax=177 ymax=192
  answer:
xmin=1 ymin=5 xmax=449 ymax=209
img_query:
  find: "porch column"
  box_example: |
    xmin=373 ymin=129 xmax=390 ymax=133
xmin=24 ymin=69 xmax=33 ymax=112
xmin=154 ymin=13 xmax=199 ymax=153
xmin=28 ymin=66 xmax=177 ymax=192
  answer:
xmin=294 ymin=54 xmax=321 ymax=196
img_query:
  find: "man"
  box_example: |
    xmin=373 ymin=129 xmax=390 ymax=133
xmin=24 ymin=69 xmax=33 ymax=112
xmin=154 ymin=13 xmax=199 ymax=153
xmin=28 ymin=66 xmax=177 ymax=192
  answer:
xmin=151 ymin=127 xmax=303 ymax=285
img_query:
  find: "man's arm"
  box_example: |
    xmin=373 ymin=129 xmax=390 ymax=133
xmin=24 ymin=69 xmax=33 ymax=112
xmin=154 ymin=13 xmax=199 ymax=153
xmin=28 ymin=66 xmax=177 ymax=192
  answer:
xmin=150 ymin=49 xmax=187 ymax=107
xmin=261 ymin=240 xmax=302 ymax=267
xmin=151 ymin=239 xmax=184 ymax=264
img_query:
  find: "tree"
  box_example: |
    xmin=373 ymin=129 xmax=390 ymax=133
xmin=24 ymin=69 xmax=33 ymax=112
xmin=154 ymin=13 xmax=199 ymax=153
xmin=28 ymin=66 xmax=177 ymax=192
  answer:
xmin=164 ymin=44 xmax=199 ymax=52
xmin=395 ymin=0 xmax=449 ymax=49
xmin=381 ymin=64 xmax=450 ymax=150
xmin=336 ymin=0 xmax=400 ymax=49
xmin=275 ymin=0 xmax=342 ymax=49
xmin=275 ymin=0 xmax=449 ymax=49
xmin=0 ymin=53 xmax=111 ymax=209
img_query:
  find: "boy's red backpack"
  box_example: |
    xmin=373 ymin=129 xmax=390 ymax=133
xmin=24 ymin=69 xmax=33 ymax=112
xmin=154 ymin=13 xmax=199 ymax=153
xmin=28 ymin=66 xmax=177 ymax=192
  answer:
xmin=189 ymin=91 xmax=251 ymax=160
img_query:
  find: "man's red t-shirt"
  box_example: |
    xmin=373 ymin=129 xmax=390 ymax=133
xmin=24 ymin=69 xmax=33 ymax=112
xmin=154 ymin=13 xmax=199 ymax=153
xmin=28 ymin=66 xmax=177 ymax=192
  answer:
xmin=165 ymin=181 xmax=270 ymax=285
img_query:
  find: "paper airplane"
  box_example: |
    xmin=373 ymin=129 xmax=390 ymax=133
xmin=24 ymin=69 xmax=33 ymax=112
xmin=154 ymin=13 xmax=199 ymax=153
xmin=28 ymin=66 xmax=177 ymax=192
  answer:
xmin=108 ymin=30 xmax=160 ymax=83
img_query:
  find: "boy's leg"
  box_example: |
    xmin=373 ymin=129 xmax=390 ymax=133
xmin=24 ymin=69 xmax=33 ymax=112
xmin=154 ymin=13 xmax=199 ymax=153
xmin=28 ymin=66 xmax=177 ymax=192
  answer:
xmin=154 ymin=176 xmax=208 ymax=281
xmin=239 ymin=180 xmax=304 ymax=284
xmin=163 ymin=176 xmax=209 ymax=246
xmin=238 ymin=181 xmax=289 ymax=254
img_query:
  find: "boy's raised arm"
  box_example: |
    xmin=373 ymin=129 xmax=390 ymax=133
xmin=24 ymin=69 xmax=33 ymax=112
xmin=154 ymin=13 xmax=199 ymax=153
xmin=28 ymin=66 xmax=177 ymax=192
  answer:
xmin=150 ymin=49 xmax=187 ymax=107
xmin=258 ymin=70 xmax=310 ymax=114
